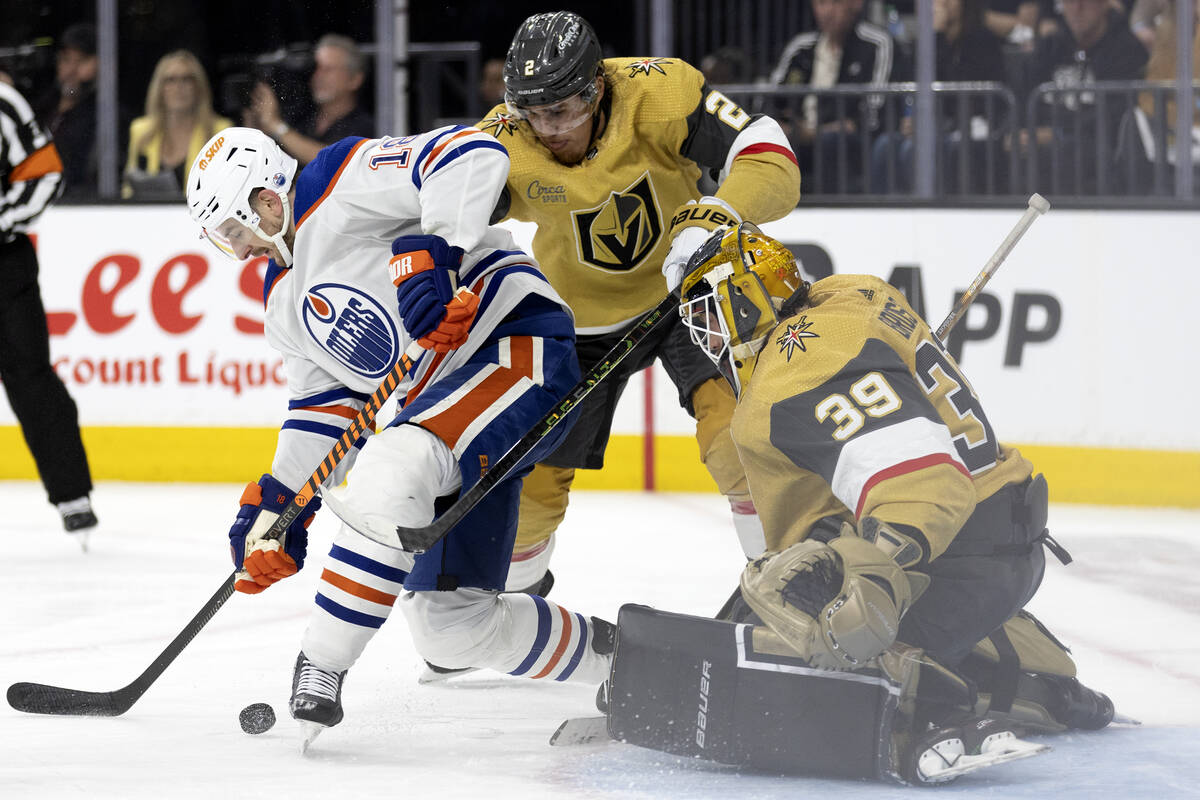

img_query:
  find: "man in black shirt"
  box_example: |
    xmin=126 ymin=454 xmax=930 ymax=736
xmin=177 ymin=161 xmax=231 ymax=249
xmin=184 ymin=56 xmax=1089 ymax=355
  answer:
xmin=1022 ymin=0 xmax=1147 ymax=193
xmin=769 ymin=0 xmax=899 ymax=193
xmin=244 ymin=34 xmax=375 ymax=166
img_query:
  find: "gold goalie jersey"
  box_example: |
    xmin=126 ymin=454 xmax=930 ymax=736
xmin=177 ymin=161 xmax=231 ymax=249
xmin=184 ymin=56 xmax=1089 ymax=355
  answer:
xmin=731 ymin=274 xmax=1034 ymax=560
xmin=478 ymin=57 xmax=799 ymax=333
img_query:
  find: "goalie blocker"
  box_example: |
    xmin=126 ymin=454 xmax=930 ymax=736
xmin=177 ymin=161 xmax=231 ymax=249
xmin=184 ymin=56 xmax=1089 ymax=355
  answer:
xmin=606 ymin=604 xmax=1054 ymax=784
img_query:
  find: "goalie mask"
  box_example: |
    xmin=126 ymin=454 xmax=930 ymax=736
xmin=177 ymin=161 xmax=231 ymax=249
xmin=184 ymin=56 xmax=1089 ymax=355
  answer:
xmin=186 ymin=127 xmax=298 ymax=265
xmin=503 ymin=12 xmax=603 ymax=135
xmin=679 ymin=223 xmax=809 ymax=395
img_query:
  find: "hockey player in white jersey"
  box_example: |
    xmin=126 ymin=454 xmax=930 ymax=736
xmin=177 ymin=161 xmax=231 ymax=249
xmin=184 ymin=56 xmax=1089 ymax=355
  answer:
xmin=185 ymin=126 xmax=613 ymax=741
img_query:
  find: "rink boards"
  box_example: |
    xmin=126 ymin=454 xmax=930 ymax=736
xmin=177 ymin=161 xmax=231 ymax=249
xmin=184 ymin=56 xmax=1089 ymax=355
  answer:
xmin=1 ymin=205 xmax=1195 ymax=507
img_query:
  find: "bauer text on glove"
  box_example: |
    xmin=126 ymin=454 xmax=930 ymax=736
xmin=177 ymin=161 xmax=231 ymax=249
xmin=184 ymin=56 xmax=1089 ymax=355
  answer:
xmin=661 ymin=196 xmax=741 ymax=293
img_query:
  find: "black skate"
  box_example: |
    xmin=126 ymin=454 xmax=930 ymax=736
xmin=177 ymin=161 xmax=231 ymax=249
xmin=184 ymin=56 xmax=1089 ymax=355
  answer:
xmin=57 ymin=497 xmax=97 ymax=552
xmin=903 ymin=716 xmax=1048 ymax=785
xmin=1038 ymin=674 xmax=1115 ymax=730
xmin=290 ymin=651 xmax=347 ymax=751
xmin=418 ymin=571 xmax=557 ymax=684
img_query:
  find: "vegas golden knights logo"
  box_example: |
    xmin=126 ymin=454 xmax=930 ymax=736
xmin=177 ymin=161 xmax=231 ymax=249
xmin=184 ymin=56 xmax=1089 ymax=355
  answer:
xmin=572 ymin=173 xmax=662 ymax=271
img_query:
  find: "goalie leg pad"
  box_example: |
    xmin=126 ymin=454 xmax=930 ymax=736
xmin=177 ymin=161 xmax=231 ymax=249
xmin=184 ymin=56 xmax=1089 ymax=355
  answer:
xmin=607 ymin=604 xmax=910 ymax=780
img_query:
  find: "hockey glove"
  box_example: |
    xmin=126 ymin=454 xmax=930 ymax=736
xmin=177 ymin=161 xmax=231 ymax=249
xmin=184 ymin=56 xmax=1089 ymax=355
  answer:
xmin=391 ymin=233 xmax=480 ymax=352
xmin=739 ymin=536 xmax=916 ymax=670
xmin=661 ymin=196 xmax=741 ymax=293
xmin=228 ymin=474 xmax=321 ymax=594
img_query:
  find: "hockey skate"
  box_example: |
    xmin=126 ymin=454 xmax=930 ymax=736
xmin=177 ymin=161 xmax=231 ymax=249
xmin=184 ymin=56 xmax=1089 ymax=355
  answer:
xmin=1039 ymin=674 xmax=1115 ymax=730
xmin=902 ymin=716 xmax=1048 ymax=785
xmin=417 ymin=571 xmax=558 ymax=684
xmin=290 ymin=651 xmax=347 ymax=752
xmin=58 ymin=497 xmax=97 ymax=552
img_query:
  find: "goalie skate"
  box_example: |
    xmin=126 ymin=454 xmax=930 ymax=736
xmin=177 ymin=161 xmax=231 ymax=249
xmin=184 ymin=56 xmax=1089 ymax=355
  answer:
xmin=904 ymin=717 xmax=1048 ymax=785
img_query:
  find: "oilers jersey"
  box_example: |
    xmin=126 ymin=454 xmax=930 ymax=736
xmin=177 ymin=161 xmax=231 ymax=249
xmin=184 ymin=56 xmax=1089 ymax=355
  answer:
xmin=731 ymin=275 xmax=1033 ymax=559
xmin=259 ymin=127 xmax=573 ymax=491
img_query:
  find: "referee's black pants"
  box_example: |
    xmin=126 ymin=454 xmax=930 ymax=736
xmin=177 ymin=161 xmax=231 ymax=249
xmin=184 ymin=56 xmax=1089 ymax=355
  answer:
xmin=0 ymin=233 xmax=92 ymax=503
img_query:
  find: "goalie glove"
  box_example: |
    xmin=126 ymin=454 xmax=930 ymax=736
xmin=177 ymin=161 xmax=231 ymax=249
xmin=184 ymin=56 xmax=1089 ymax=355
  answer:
xmin=740 ymin=529 xmax=928 ymax=670
xmin=391 ymin=233 xmax=480 ymax=352
xmin=661 ymin=196 xmax=741 ymax=293
xmin=228 ymin=474 xmax=321 ymax=594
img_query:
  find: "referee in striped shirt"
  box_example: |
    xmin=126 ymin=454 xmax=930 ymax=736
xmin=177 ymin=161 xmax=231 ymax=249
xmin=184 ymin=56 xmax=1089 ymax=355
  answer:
xmin=0 ymin=77 xmax=97 ymax=537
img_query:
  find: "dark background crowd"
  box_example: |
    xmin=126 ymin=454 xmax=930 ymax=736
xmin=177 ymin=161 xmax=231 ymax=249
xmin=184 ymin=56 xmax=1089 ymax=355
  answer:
xmin=1 ymin=0 xmax=1195 ymax=202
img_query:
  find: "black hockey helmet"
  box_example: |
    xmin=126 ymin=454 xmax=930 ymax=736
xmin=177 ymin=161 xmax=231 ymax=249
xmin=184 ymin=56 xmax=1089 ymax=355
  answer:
xmin=503 ymin=11 xmax=603 ymax=110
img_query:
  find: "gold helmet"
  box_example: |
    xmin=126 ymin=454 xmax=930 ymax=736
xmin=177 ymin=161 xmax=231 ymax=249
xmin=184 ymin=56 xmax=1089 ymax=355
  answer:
xmin=679 ymin=222 xmax=809 ymax=395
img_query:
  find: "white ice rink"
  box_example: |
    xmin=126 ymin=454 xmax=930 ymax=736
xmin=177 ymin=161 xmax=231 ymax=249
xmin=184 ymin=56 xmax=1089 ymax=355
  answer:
xmin=2 ymin=481 xmax=1199 ymax=798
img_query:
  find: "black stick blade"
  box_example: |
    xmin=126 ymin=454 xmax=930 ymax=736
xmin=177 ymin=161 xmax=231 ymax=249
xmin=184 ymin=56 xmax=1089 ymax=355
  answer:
xmin=7 ymin=682 xmax=129 ymax=716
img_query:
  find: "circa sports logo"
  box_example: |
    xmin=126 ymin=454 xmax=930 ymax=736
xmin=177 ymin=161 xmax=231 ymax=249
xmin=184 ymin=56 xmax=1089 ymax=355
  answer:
xmin=302 ymin=283 xmax=400 ymax=379
xmin=572 ymin=172 xmax=662 ymax=271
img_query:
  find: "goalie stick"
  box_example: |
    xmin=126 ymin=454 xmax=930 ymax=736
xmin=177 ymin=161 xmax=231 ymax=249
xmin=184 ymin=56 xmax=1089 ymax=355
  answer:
xmin=6 ymin=340 xmax=427 ymax=717
xmin=391 ymin=292 xmax=679 ymax=553
xmin=392 ymin=194 xmax=1050 ymax=556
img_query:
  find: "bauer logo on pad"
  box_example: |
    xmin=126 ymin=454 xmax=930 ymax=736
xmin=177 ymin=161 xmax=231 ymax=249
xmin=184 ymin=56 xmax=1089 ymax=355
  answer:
xmin=302 ymin=283 xmax=400 ymax=379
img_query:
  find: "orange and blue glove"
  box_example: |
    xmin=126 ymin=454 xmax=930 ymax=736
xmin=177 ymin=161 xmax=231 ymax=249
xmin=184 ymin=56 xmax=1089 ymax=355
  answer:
xmin=390 ymin=234 xmax=480 ymax=353
xmin=228 ymin=474 xmax=320 ymax=594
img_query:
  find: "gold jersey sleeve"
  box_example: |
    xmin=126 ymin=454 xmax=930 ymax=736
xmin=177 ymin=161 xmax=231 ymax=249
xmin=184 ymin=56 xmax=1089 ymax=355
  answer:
xmin=731 ymin=275 xmax=1033 ymax=560
xmin=477 ymin=57 xmax=796 ymax=333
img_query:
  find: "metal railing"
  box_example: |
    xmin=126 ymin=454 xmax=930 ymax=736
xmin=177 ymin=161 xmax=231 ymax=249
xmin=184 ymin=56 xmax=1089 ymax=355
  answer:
xmin=720 ymin=82 xmax=1020 ymax=199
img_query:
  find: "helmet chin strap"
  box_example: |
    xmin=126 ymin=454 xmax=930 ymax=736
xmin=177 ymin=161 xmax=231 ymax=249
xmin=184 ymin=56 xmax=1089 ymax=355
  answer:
xmin=254 ymin=192 xmax=295 ymax=266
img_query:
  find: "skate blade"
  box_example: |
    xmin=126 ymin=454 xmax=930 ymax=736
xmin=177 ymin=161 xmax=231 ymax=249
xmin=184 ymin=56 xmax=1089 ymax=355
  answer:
xmin=417 ymin=665 xmax=479 ymax=685
xmin=921 ymin=737 xmax=1048 ymax=782
xmin=1112 ymin=712 xmax=1142 ymax=726
xmin=71 ymin=530 xmax=90 ymax=553
xmin=299 ymin=721 xmax=325 ymax=755
xmin=549 ymin=716 xmax=610 ymax=746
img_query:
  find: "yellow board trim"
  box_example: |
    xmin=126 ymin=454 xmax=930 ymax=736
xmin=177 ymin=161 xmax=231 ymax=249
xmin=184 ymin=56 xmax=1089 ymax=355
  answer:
xmin=2 ymin=428 xmax=1197 ymax=507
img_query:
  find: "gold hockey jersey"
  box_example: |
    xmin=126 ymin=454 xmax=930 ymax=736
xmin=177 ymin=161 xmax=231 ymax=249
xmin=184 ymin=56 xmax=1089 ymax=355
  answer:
xmin=731 ymin=274 xmax=1033 ymax=560
xmin=478 ymin=57 xmax=799 ymax=333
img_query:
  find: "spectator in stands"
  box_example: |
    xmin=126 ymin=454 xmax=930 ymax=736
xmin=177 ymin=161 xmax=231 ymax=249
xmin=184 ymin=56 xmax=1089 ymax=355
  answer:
xmin=1132 ymin=0 xmax=1200 ymax=177
xmin=985 ymin=0 xmax=1055 ymax=49
xmin=1130 ymin=0 xmax=1170 ymax=51
xmin=870 ymin=0 xmax=1007 ymax=193
xmin=700 ymin=46 xmax=750 ymax=84
xmin=242 ymin=33 xmax=374 ymax=166
xmin=35 ymin=23 xmax=98 ymax=198
xmin=479 ymin=58 xmax=506 ymax=108
xmin=1020 ymin=0 xmax=1147 ymax=193
xmin=123 ymin=50 xmax=231 ymax=200
xmin=769 ymin=0 xmax=899 ymax=193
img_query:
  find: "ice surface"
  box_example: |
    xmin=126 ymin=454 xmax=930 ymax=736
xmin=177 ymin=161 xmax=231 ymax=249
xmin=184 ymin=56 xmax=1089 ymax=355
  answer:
xmin=2 ymin=482 xmax=1198 ymax=798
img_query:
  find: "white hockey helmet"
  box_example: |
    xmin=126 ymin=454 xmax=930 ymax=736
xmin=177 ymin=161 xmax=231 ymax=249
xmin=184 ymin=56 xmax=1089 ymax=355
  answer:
xmin=186 ymin=126 xmax=298 ymax=265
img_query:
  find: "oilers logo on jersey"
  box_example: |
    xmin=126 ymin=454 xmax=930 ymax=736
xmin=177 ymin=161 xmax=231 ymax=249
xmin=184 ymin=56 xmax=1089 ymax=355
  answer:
xmin=301 ymin=284 xmax=401 ymax=379
xmin=571 ymin=172 xmax=662 ymax=271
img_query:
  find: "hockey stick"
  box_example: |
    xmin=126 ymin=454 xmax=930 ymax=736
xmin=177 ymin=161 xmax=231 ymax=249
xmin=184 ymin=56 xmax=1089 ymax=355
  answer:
xmin=935 ymin=193 xmax=1049 ymax=340
xmin=6 ymin=340 xmax=427 ymax=717
xmin=393 ymin=293 xmax=679 ymax=553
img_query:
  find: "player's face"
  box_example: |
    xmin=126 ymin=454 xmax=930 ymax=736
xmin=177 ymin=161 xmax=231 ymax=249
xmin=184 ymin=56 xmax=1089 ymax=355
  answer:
xmin=515 ymin=79 xmax=602 ymax=164
xmin=209 ymin=218 xmax=273 ymax=261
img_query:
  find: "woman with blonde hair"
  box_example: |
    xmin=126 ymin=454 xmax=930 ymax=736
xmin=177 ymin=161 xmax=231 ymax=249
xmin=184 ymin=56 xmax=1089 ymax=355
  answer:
xmin=123 ymin=50 xmax=231 ymax=198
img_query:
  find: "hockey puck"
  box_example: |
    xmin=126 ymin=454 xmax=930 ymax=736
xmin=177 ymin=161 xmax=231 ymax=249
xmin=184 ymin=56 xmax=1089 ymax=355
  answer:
xmin=239 ymin=702 xmax=276 ymax=735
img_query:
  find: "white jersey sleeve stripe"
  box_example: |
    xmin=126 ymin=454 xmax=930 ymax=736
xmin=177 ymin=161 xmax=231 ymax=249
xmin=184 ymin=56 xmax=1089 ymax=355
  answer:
xmin=830 ymin=416 xmax=969 ymax=518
